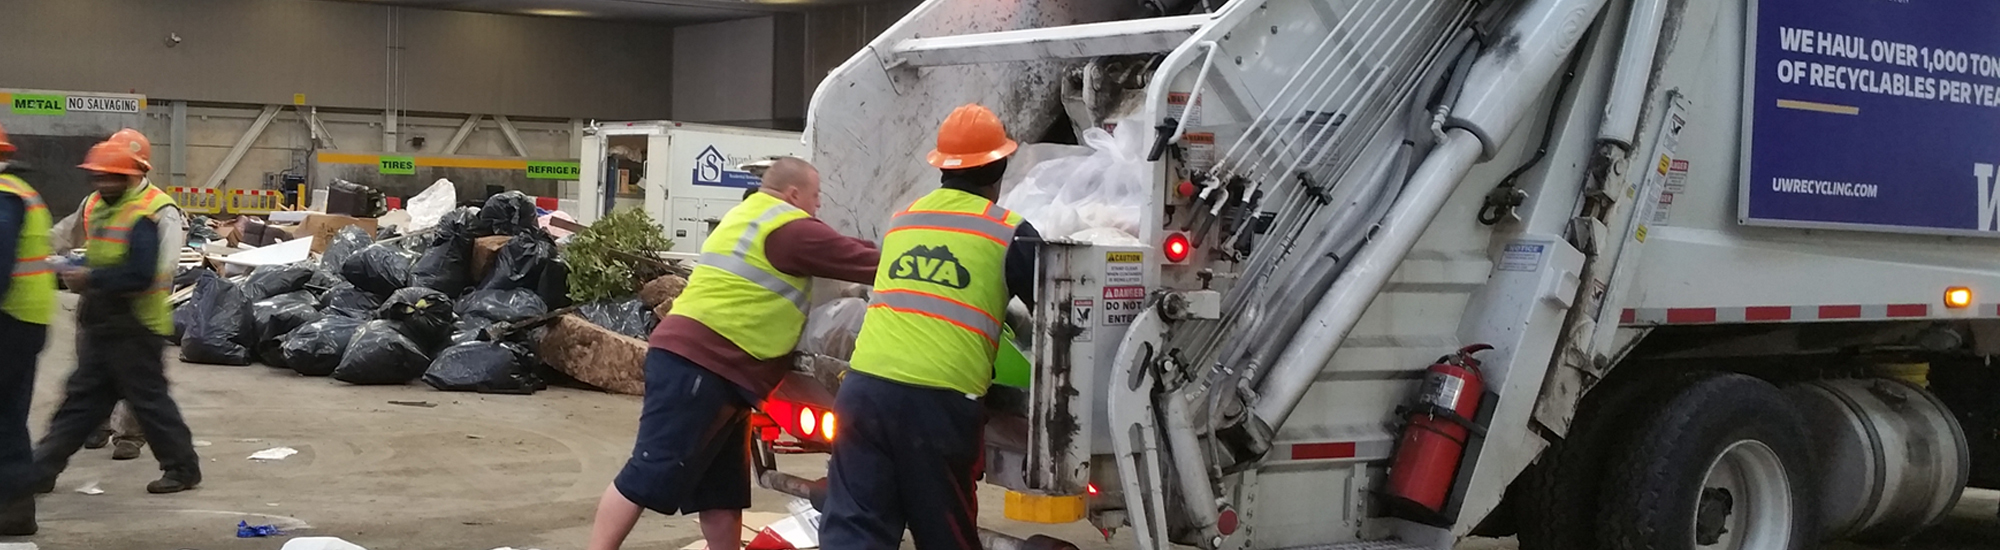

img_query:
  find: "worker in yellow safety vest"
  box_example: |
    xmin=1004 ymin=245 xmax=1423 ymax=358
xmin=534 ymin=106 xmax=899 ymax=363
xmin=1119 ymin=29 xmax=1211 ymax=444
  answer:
xmin=820 ymin=104 xmax=1045 ymax=550
xmin=31 ymin=132 xmax=203 ymax=498
xmin=586 ymin=157 xmax=881 ymax=550
xmin=0 ymin=122 xmax=57 ymax=536
xmin=73 ymin=129 xmax=158 ymax=463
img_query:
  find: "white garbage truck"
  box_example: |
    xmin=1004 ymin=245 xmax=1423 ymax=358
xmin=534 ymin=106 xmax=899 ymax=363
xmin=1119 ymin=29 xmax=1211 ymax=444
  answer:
xmin=751 ymin=1 xmax=2000 ymax=549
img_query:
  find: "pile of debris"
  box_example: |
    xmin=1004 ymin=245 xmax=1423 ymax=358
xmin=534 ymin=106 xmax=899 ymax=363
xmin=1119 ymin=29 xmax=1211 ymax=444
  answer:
xmin=166 ymin=188 xmax=686 ymax=396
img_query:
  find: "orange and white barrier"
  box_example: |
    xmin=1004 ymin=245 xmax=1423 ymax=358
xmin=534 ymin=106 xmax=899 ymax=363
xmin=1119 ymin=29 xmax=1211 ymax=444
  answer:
xmin=227 ymin=189 xmax=284 ymax=215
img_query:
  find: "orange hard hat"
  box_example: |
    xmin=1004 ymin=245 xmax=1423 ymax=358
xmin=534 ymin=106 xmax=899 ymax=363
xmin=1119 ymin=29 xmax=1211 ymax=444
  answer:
xmin=927 ymin=104 xmax=1017 ymax=169
xmin=0 ymin=122 xmax=13 ymax=154
xmin=79 ymin=140 xmax=147 ymax=176
xmin=107 ymin=128 xmax=154 ymax=171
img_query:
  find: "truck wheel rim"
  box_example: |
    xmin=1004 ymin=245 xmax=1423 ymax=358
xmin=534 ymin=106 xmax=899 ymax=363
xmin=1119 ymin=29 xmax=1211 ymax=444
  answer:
xmin=1693 ymin=440 xmax=1792 ymax=549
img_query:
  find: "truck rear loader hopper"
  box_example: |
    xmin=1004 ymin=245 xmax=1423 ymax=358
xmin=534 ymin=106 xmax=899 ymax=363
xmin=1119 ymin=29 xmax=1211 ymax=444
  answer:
xmin=758 ymin=0 xmax=2000 ymax=549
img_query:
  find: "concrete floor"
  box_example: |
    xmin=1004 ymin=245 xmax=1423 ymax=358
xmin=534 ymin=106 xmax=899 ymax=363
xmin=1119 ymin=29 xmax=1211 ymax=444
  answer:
xmin=7 ymin=299 xmax=2000 ymax=550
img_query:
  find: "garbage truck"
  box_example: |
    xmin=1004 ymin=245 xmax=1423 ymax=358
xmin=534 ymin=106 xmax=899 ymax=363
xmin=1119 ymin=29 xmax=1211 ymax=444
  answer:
xmin=752 ymin=0 xmax=2000 ymax=549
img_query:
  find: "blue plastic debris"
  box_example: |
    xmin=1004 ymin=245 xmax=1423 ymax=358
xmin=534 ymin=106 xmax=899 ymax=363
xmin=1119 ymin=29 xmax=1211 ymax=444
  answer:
xmin=237 ymin=520 xmax=285 ymax=538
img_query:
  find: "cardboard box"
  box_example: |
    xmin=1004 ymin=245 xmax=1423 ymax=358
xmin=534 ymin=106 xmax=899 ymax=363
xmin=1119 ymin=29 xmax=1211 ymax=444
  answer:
xmin=297 ymin=214 xmax=378 ymax=253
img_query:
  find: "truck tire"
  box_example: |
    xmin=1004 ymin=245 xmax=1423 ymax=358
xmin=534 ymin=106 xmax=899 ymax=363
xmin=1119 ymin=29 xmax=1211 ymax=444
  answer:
xmin=1598 ymin=373 xmax=1818 ymax=550
xmin=1517 ymin=370 xmax=1703 ymax=550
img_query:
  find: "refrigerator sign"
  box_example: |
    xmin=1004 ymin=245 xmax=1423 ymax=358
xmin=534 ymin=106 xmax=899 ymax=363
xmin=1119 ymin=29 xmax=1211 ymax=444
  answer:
xmin=1742 ymin=0 xmax=2000 ymax=236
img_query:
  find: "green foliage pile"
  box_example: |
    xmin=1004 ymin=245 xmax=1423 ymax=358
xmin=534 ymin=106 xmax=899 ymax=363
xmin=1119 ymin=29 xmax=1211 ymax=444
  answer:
xmin=562 ymin=208 xmax=673 ymax=304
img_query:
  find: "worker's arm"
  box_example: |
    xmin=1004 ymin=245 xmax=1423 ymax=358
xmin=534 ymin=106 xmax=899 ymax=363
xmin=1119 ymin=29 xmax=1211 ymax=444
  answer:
xmin=1005 ymin=221 xmax=1042 ymax=309
xmin=87 ymin=216 xmax=161 ymax=293
xmin=765 ymin=217 xmax=882 ymax=285
xmin=0 ymin=194 xmax=23 ymax=299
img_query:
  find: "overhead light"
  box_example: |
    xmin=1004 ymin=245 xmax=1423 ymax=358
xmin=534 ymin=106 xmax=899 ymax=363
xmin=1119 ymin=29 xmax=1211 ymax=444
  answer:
xmin=524 ymin=8 xmax=589 ymax=17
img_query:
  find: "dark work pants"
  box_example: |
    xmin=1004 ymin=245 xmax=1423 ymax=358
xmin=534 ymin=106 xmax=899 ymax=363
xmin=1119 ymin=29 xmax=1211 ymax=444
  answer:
xmin=34 ymin=296 xmax=200 ymax=482
xmin=0 ymin=314 xmax=47 ymax=500
xmin=821 ymin=371 xmax=984 ymax=550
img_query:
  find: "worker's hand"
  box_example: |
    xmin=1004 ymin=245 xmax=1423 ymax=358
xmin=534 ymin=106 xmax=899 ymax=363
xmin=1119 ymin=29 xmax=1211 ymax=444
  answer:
xmin=59 ymin=268 xmax=91 ymax=291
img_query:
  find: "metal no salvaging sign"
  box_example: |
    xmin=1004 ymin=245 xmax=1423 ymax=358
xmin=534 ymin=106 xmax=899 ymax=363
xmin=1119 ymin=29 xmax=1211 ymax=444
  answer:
xmin=4 ymin=93 xmax=143 ymax=115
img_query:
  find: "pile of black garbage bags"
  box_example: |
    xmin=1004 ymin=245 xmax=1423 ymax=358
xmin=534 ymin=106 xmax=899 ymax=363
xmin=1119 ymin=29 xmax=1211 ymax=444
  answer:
xmin=166 ymin=192 xmax=656 ymax=395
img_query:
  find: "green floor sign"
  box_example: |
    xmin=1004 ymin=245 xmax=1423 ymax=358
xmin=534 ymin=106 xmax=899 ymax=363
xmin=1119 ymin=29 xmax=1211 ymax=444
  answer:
xmin=9 ymin=94 xmax=65 ymax=115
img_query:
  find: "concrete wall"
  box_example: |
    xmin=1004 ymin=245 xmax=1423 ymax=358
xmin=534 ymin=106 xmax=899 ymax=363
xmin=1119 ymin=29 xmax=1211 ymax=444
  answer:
xmin=669 ymin=1 xmax=921 ymax=130
xmin=135 ymin=105 xmax=576 ymax=196
xmin=0 ymin=0 xmax=676 ymax=120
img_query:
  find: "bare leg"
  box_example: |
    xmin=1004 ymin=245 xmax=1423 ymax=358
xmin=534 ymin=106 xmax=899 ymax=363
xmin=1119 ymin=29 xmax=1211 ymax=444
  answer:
xmin=699 ymin=509 xmax=744 ymax=550
xmin=586 ymin=483 xmax=644 ymax=550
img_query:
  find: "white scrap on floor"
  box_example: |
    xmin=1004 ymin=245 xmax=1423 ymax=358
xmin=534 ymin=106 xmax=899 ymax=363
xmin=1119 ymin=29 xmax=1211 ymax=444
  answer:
xmin=74 ymin=481 xmax=103 ymax=495
xmin=0 ymin=542 xmax=37 ymax=550
xmin=279 ymin=537 xmax=367 ymax=550
xmin=678 ymin=512 xmax=793 ymax=550
xmin=193 ymin=440 xmax=212 ymax=447
xmin=248 ymin=447 xmax=299 ymax=461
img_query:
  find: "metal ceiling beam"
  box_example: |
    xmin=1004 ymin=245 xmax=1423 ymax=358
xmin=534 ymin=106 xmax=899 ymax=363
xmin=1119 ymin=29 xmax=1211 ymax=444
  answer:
xmin=203 ymin=105 xmax=282 ymax=190
xmin=443 ymin=114 xmax=483 ymax=154
xmin=493 ymin=115 xmax=529 ymax=157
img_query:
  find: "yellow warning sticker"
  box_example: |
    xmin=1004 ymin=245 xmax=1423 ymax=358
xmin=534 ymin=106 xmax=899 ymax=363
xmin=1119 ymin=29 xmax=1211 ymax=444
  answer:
xmin=1106 ymin=252 xmax=1143 ymax=263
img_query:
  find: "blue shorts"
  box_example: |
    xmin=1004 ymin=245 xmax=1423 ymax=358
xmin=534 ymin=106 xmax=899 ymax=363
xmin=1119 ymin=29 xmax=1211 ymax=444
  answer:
xmin=613 ymin=348 xmax=757 ymax=514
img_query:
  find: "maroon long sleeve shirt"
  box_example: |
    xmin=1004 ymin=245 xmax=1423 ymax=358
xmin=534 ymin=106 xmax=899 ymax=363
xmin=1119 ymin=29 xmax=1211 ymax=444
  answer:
xmin=648 ymin=217 xmax=880 ymax=399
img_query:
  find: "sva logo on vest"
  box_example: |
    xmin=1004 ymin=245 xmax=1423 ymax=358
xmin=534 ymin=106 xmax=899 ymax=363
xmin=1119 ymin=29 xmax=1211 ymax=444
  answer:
xmin=890 ymin=245 xmax=972 ymax=289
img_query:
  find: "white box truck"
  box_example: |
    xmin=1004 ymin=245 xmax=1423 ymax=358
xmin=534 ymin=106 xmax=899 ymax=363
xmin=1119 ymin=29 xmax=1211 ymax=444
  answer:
xmin=747 ymin=1 xmax=2000 ymax=550
xmin=575 ymin=121 xmax=805 ymax=252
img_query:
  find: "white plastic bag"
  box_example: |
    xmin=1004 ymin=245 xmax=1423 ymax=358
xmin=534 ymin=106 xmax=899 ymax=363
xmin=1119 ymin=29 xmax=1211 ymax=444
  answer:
xmin=404 ymin=179 xmax=458 ymax=232
xmin=998 ymin=120 xmax=1152 ymax=244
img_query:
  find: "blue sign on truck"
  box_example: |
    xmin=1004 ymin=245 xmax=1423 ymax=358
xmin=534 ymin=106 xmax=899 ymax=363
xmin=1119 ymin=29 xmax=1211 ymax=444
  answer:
xmin=1742 ymin=0 xmax=2000 ymax=236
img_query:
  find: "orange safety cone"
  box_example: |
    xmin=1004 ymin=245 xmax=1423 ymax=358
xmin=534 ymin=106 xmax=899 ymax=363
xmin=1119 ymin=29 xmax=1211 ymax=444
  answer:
xmin=745 ymin=526 xmax=795 ymax=550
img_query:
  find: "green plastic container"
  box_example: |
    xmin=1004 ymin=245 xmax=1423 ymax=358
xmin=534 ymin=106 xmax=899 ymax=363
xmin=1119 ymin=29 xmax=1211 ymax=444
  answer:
xmin=995 ymin=326 xmax=1032 ymax=388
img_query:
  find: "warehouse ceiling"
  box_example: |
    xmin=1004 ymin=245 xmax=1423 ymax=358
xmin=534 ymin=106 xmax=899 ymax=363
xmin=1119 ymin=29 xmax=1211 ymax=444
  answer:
xmin=331 ymin=0 xmax=873 ymax=23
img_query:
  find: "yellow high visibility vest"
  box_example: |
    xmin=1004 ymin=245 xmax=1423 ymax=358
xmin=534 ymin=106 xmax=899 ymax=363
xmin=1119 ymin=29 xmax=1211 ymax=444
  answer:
xmin=671 ymin=191 xmax=814 ymax=360
xmin=0 ymin=174 xmax=55 ymax=325
xmin=849 ymin=188 xmax=1021 ymax=396
xmin=82 ymin=183 xmax=178 ymax=336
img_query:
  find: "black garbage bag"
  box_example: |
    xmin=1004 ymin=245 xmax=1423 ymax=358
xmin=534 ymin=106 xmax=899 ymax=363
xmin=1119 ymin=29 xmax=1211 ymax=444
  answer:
xmin=375 ymin=287 xmax=455 ymax=351
xmin=423 ymin=341 xmax=545 ymax=394
xmin=319 ymin=283 xmax=383 ymax=319
xmin=331 ymin=320 xmax=432 ymax=385
xmin=251 ymin=291 xmax=322 ymax=367
xmin=320 ymin=225 xmax=373 ymax=272
xmin=473 ymin=191 xmax=536 ymax=236
xmin=537 ymin=259 xmax=573 ymax=309
xmin=173 ymin=265 xmax=214 ymax=291
xmin=281 ymin=316 xmax=365 ymax=376
xmin=577 ymin=298 xmax=656 ymax=339
xmin=171 ymin=270 xmax=220 ymax=342
xmin=340 ymin=242 xmax=416 ymax=296
xmin=450 ymin=288 xmax=547 ymax=344
xmin=306 ymin=269 xmax=344 ymax=296
xmin=411 ymin=230 xmax=475 ymax=297
xmin=179 ymin=276 xmax=255 ymax=366
xmin=242 ymin=264 xmax=313 ymax=301
xmin=458 ymin=288 xmax=547 ymax=325
xmin=478 ymin=230 xmax=553 ymax=292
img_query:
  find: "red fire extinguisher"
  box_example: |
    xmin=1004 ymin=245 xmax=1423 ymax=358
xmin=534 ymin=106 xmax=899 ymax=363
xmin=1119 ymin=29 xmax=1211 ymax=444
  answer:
xmin=1384 ymin=344 xmax=1492 ymax=525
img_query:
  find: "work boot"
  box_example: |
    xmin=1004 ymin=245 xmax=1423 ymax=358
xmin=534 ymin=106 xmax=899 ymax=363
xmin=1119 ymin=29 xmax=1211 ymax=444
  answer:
xmin=146 ymin=473 xmax=200 ymax=494
xmin=111 ymin=440 xmax=144 ymax=461
xmin=83 ymin=429 xmax=112 ymax=450
xmin=0 ymin=496 xmax=33 ymax=537
xmin=29 ymin=475 xmax=54 ymax=495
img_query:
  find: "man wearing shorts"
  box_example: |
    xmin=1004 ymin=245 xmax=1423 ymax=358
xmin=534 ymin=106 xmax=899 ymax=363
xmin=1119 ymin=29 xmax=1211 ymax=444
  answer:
xmin=586 ymin=157 xmax=878 ymax=550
